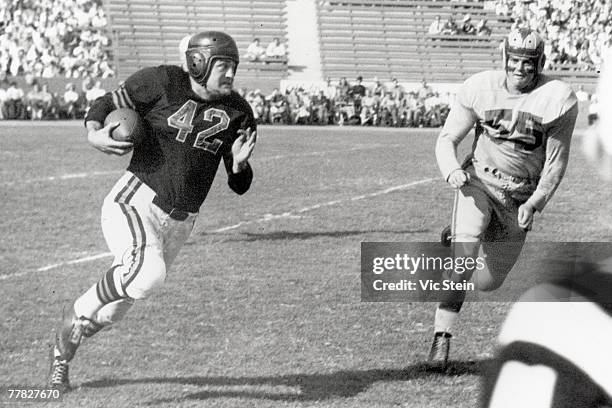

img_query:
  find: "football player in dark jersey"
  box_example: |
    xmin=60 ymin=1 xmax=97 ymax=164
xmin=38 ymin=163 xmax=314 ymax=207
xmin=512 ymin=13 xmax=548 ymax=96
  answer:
xmin=49 ymin=31 xmax=257 ymax=391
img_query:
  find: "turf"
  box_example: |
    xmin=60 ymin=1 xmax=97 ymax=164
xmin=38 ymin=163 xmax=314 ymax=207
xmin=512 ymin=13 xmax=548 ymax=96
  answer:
xmin=0 ymin=122 xmax=609 ymax=407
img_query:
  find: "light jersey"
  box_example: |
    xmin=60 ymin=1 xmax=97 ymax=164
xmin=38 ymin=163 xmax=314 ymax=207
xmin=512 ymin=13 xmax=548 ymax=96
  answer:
xmin=438 ymin=70 xmax=578 ymax=211
xmin=460 ymin=70 xmax=576 ymax=180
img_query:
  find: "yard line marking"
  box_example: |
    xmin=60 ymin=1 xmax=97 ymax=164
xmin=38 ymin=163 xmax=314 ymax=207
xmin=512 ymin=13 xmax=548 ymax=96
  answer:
xmin=10 ymin=176 xmax=437 ymax=279
xmin=259 ymin=144 xmax=401 ymax=161
xmin=3 ymin=170 xmax=123 ymax=186
xmin=4 ymin=144 xmax=400 ymax=186
xmin=211 ymin=177 xmax=437 ymax=233
xmin=0 ymin=252 xmax=113 ymax=280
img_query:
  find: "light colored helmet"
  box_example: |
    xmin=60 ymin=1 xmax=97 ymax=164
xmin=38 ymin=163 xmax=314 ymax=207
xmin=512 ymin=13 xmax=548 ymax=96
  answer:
xmin=502 ymin=28 xmax=546 ymax=74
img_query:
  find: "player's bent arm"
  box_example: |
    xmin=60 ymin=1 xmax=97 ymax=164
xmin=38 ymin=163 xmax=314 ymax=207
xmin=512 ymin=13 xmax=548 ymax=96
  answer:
xmin=525 ymin=102 xmax=579 ymax=212
xmin=85 ymin=120 xmax=134 ymax=156
xmin=435 ymin=101 xmax=477 ymax=180
xmin=223 ymin=153 xmax=253 ymax=195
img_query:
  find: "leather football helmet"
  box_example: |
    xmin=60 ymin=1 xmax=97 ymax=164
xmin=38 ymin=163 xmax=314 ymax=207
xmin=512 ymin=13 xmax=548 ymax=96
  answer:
xmin=185 ymin=31 xmax=239 ymax=86
xmin=502 ymin=28 xmax=546 ymax=75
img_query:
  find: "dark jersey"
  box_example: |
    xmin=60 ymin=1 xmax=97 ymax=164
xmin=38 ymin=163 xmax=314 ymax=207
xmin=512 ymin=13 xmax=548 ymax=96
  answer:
xmin=86 ymin=65 xmax=255 ymax=213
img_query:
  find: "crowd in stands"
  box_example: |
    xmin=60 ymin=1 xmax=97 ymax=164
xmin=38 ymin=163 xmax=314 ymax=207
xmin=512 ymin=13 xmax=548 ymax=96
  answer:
xmin=243 ymin=37 xmax=288 ymax=63
xmin=428 ymin=14 xmax=492 ymax=36
xmin=240 ymin=77 xmax=451 ymax=127
xmin=491 ymin=0 xmax=611 ymax=71
xmin=0 ymin=73 xmax=104 ymax=120
xmin=0 ymin=0 xmax=114 ymax=80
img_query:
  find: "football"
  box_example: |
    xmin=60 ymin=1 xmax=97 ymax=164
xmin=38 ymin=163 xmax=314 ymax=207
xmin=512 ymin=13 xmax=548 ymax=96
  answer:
xmin=104 ymin=108 xmax=146 ymax=144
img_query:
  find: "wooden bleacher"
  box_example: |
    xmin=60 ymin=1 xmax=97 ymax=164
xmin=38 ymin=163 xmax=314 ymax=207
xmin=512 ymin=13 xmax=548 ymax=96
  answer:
xmin=317 ymin=0 xmax=598 ymax=90
xmin=104 ymin=0 xmax=288 ymax=90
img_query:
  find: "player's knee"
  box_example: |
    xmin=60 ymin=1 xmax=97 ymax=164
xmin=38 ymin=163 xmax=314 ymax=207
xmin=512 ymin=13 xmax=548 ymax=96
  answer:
xmin=124 ymin=262 xmax=167 ymax=300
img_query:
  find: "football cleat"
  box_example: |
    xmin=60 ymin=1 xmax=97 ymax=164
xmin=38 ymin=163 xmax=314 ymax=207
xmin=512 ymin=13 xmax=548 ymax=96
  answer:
xmin=441 ymin=225 xmax=452 ymax=248
xmin=48 ymin=347 xmax=70 ymax=392
xmin=428 ymin=331 xmax=452 ymax=371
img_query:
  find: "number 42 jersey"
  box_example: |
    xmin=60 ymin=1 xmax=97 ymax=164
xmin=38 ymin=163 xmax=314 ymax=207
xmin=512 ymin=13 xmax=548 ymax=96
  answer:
xmin=86 ymin=65 xmax=256 ymax=213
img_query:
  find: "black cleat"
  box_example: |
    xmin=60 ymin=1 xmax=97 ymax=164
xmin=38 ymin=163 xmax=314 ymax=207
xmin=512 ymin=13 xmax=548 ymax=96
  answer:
xmin=48 ymin=347 xmax=70 ymax=392
xmin=428 ymin=332 xmax=451 ymax=371
xmin=440 ymin=225 xmax=452 ymax=248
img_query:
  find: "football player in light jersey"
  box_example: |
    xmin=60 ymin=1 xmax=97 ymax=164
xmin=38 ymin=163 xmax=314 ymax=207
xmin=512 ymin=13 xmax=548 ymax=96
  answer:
xmin=429 ymin=28 xmax=578 ymax=370
xmin=481 ymin=48 xmax=612 ymax=408
xmin=48 ymin=31 xmax=257 ymax=391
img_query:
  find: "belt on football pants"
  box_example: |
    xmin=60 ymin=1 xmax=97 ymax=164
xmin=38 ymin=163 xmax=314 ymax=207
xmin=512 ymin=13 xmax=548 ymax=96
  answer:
xmin=152 ymin=196 xmax=190 ymax=221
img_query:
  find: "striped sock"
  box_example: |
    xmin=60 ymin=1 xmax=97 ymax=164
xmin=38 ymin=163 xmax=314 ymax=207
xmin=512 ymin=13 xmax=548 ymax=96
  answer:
xmin=74 ymin=266 xmax=126 ymax=319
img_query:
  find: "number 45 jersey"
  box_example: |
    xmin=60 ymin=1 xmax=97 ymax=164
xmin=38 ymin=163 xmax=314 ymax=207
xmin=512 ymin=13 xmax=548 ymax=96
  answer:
xmin=86 ymin=65 xmax=256 ymax=213
xmin=450 ymin=70 xmax=578 ymax=209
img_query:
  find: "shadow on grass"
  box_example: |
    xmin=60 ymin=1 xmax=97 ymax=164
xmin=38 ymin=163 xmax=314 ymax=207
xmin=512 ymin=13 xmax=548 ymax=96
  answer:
xmin=198 ymin=228 xmax=431 ymax=242
xmin=82 ymin=359 xmax=491 ymax=403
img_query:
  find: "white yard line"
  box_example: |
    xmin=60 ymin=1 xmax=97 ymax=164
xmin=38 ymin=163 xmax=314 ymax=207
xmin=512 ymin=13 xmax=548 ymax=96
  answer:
xmin=212 ymin=177 xmax=437 ymax=233
xmin=3 ymin=170 xmax=123 ymax=186
xmin=4 ymin=144 xmax=399 ymax=186
xmin=4 ymin=176 xmax=436 ymax=279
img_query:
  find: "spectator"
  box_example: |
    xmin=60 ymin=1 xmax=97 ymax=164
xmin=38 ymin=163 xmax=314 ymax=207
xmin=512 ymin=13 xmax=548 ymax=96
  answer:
xmin=265 ymin=37 xmax=287 ymax=62
xmin=85 ymin=80 xmax=105 ymax=109
xmin=349 ymin=76 xmax=366 ymax=114
xmin=428 ymin=15 xmax=444 ymax=35
xmin=0 ymin=84 xmax=6 ymax=120
xmin=476 ymin=19 xmax=492 ymax=36
xmin=575 ymin=85 xmax=590 ymax=102
xmin=267 ymin=88 xmax=288 ymax=124
xmin=442 ymin=16 xmax=459 ymax=35
xmin=60 ymin=82 xmax=80 ymax=119
xmin=26 ymin=81 xmax=45 ymax=120
xmin=4 ymin=81 xmax=25 ymax=119
xmin=417 ymin=79 xmax=434 ymax=99
xmin=244 ymin=38 xmax=266 ymax=62
xmin=461 ymin=14 xmax=477 ymax=35
xmin=360 ymin=89 xmax=379 ymax=126
xmin=40 ymin=83 xmax=57 ymax=119
xmin=372 ymin=77 xmax=385 ymax=98
xmin=311 ymin=90 xmax=331 ymax=125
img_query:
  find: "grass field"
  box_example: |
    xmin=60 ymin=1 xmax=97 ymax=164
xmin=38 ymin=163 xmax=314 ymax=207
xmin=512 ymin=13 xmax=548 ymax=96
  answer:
xmin=1 ymin=122 xmax=610 ymax=408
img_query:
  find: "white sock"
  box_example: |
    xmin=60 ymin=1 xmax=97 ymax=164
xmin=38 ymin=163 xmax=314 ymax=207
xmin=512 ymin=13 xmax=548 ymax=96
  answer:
xmin=73 ymin=284 xmax=104 ymax=320
xmin=434 ymin=307 xmax=459 ymax=334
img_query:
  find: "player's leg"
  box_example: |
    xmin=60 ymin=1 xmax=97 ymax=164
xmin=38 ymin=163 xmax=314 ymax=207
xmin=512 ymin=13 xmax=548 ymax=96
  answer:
xmin=430 ymin=180 xmax=492 ymax=369
xmin=475 ymin=208 xmax=526 ymax=291
xmin=50 ymin=175 xmax=166 ymax=390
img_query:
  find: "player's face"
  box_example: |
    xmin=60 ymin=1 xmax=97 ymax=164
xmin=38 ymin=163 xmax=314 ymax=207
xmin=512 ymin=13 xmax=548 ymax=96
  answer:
xmin=206 ymin=58 xmax=236 ymax=96
xmin=506 ymin=55 xmax=538 ymax=92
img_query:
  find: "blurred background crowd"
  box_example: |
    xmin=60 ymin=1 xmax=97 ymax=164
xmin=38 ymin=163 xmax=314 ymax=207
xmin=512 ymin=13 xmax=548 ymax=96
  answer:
xmin=490 ymin=0 xmax=611 ymax=70
xmin=241 ymin=77 xmax=451 ymax=127
xmin=0 ymin=0 xmax=604 ymax=123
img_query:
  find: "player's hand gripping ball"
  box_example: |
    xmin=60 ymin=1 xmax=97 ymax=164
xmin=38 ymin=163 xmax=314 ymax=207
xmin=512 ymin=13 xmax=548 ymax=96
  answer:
xmin=104 ymin=108 xmax=145 ymax=144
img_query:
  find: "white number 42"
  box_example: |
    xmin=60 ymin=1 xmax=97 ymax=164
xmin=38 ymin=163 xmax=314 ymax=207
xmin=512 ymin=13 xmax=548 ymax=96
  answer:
xmin=167 ymin=100 xmax=230 ymax=154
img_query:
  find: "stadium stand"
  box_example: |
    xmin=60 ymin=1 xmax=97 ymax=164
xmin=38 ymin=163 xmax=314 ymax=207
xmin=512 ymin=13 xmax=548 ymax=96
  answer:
xmin=317 ymin=0 xmax=511 ymax=82
xmin=105 ymin=0 xmax=289 ymax=91
xmin=316 ymin=0 xmax=599 ymax=90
